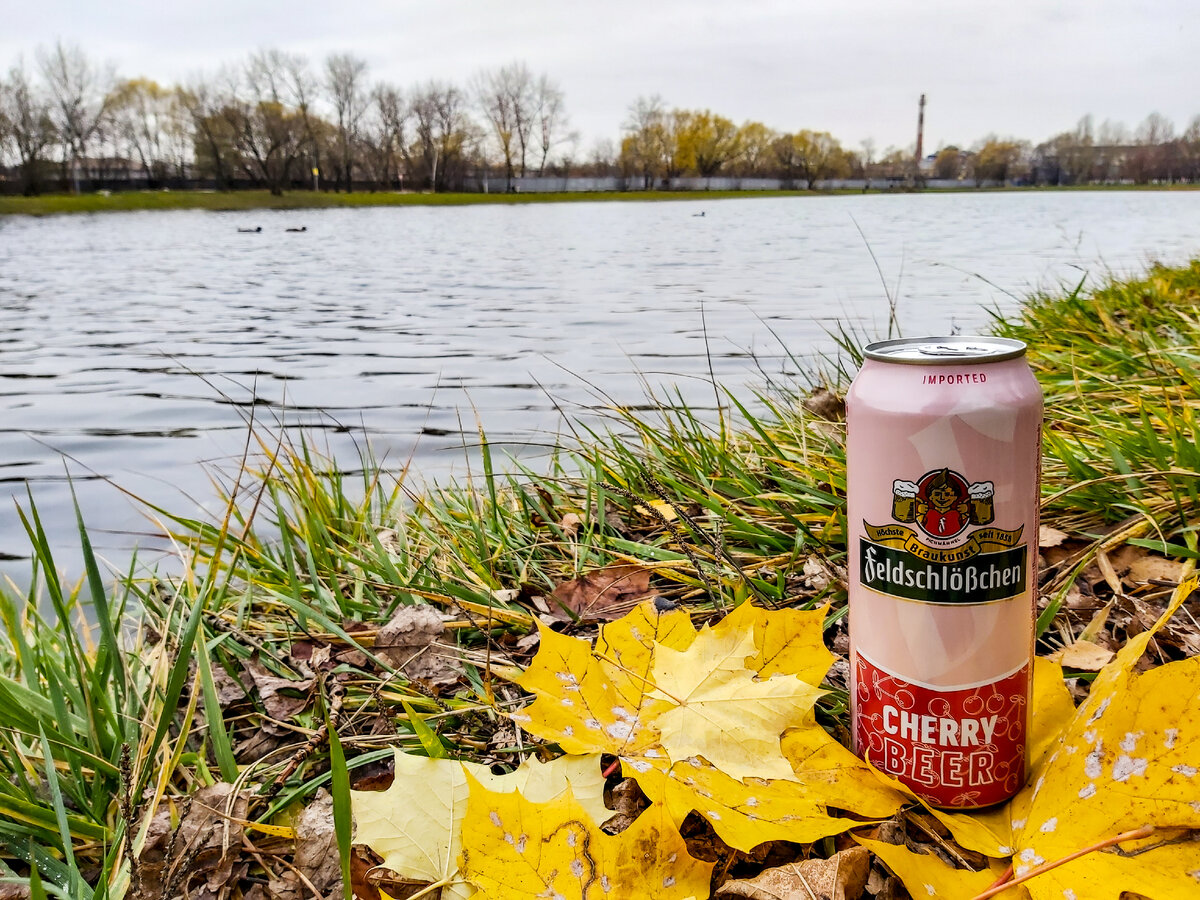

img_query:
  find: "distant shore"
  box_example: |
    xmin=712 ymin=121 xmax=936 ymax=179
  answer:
xmin=2 ymin=183 xmax=1199 ymax=217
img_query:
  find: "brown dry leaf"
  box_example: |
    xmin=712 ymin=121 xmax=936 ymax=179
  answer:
xmin=716 ymin=846 xmax=870 ymax=900
xmin=1061 ymin=583 xmax=1089 ymax=610
xmin=243 ymin=659 xmax=314 ymax=721
xmin=135 ymin=783 xmax=249 ymax=900
xmin=1046 ymin=638 xmax=1114 ymax=671
xmin=587 ymin=497 xmax=629 ymax=535
xmin=559 ymin=512 xmax=583 ymax=539
xmin=1125 ymin=552 xmax=1185 ymax=585
xmin=375 ymin=604 xmax=462 ymax=689
xmin=802 ymin=556 xmax=833 ymax=591
xmin=1094 ymin=549 xmax=1123 ymax=594
xmin=1038 ymin=526 xmax=1069 ymax=549
xmin=269 ymin=789 xmax=341 ymax=900
xmin=803 ymin=387 xmax=845 ymax=421
xmin=549 ymin=564 xmax=659 ymax=622
xmin=349 ymin=848 xmax=384 ymax=900
xmin=210 ymin=664 xmax=248 ymax=707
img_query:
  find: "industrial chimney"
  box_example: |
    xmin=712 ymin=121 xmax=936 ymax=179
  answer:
xmin=915 ymin=93 xmax=926 ymax=171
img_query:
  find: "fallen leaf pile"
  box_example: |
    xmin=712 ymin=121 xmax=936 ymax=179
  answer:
xmin=353 ymin=578 xmax=1200 ymax=899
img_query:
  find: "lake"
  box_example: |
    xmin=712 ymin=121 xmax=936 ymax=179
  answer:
xmin=2 ymin=190 xmax=1199 ymax=580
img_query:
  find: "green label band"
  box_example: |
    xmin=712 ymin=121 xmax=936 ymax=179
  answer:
xmin=860 ymin=539 xmax=1028 ymax=604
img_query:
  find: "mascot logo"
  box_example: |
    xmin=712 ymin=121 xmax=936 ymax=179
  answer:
xmin=890 ymin=468 xmax=994 ymax=540
xmin=863 ymin=468 xmax=1026 ymax=601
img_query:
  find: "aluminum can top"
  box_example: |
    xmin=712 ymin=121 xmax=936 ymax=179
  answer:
xmin=863 ymin=336 xmax=1027 ymax=366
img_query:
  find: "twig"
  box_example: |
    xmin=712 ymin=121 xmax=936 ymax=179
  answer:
xmin=983 ymin=863 xmax=1012 ymax=894
xmin=639 ymin=470 xmax=779 ymax=609
xmin=968 ymin=825 xmax=1157 ymax=900
xmin=593 ymin=652 xmax=685 ymax=706
xmin=257 ymin=676 xmax=346 ymax=803
xmin=119 ymin=744 xmax=140 ymax=896
xmin=598 ymin=480 xmax=720 ymax=606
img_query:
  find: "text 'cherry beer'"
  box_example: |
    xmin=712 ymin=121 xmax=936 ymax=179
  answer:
xmin=847 ymin=337 xmax=1043 ymax=808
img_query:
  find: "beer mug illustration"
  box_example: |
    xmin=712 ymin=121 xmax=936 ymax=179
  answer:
xmin=968 ymin=481 xmax=995 ymax=525
xmin=891 ymin=480 xmax=919 ymax=522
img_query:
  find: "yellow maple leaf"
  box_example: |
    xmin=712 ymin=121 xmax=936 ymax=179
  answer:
xmin=779 ymin=713 xmax=910 ymax=817
xmin=648 ymin=610 xmax=824 ymax=780
xmin=628 ymin=751 xmax=899 ymax=852
xmin=593 ymin=600 xmax=697 ymax=704
xmin=351 ymin=750 xmax=609 ymax=899
xmin=514 ymin=601 xmax=695 ymax=760
xmin=856 ymin=837 xmax=1024 ymax=900
xmin=1004 ymin=578 xmax=1200 ymax=899
xmin=460 ymin=776 xmax=712 ymax=899
xmin=517 ymin=601 xmax=825 ymax=780
xmin=741 ymin=602 xmax=835 ymax=683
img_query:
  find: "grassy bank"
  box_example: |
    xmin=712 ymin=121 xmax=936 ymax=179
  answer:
xmin=0 ymin=188 xmax=804 ymax=217
xmin=3 ymin=183 xmax=1199 ymax=217
xmin=1 ymin=261 xmax=1199 ymax=898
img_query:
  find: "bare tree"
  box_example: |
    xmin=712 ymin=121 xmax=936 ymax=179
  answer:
xmin=585 ymin=137 xmax=616 ymax=176
xmin=37 ymin=40 xmax=116 ymax=192
xmin=1119 ymin=112 xmax=1176 ymax=183
xmin=110 ymin=78 xmax=176 ymax=185
xmin=0 ymin=60 xmax=58 ymax=194
xmin=621 ymin=94 xmax=669 ymax=188
xmin=361 ymin=82 xmax=408 ymax=190
xmin=178 ymin=72 xmax=234 ymax=188
xmin=325 ymin=52 xmax=368 ymax=191
xmin=1094 ymin=119 xmax=1130 ymax=183
xmin=284 ymin=55 xmax=323 ymax=189
xmin=533 ymin=73 xmax=572 ymax=176
xmin=474 ymin=62 xmax=536 ymax=189
xmin=411 ymin=80 xmax=477 ymax=190
xmin=1137 ymin=111 xmax=1175 ymax=146
xmin=222 ymin=49 xmax=309 ymax=195
xmin=1183 ymin=115 xmax=1200 ymax=183
xmin=860 ymin=137 xmax=876 ymax=168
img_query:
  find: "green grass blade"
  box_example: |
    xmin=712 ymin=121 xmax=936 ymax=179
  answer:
xmin=324 ymin=710 xmax=353 ymax=900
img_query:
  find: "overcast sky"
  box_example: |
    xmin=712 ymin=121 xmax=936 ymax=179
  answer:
xmin=3 ymin=0 xmax=1196 ymax=155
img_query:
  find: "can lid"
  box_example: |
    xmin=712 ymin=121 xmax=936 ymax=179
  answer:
xmin=863 ymin=336 xmax=1027 ymax=365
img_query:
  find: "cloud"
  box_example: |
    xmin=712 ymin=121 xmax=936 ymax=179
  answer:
xmin=2 ymin=0 xmax=1195 ymax=150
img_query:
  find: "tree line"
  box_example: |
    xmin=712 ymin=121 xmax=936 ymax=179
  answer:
xmin=0 ymin=43 xmax=573 ymax=195
xmin=2 ymin=41 xmax=1199 ymax=196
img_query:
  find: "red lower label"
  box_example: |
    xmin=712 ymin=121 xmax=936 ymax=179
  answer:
xmin=854 ymin=655 xmax=1029 ymax=808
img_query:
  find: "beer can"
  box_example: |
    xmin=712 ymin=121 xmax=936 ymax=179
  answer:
xmin=847 ymin=336 xmax=1042 ymax=808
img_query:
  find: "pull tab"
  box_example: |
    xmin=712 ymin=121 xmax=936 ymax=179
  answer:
xmin=919 ymin=344 xmax=992 ymax=357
